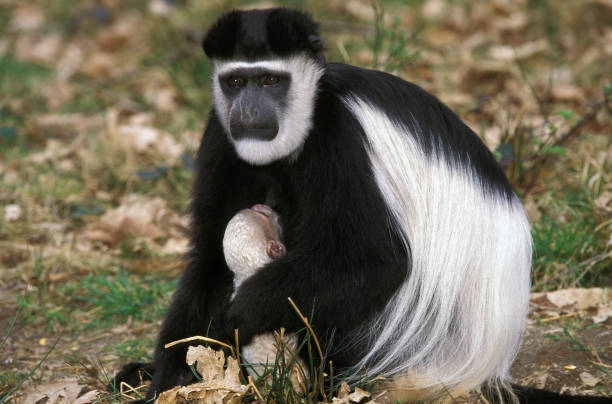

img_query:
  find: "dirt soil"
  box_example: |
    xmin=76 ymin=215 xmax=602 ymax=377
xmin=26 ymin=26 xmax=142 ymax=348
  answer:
xmin=1 ymin=295 xmax=610 ymax=402
xmin=512 ymin=321 xmax=612 ymax=395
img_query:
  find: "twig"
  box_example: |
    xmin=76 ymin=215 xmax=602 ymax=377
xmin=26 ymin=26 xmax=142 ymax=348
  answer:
xmin=119 ymin=381 xmax=144 ymax=401
xmin=164 ymin=335 xmax=235 ymax=357
xmin=523 ymin=94 xmax=610 ymax=195
xmin=287 ymin=298 xmax=324 ymax=365
xmin=329 ymin=360 xmax=334 ymax=397
xmin=248 ymin=375 xmax=265 ymax=401
xmin=234 ymin=329 xmax=246 ymax=381
xmin=540 ymin=312 xmax=580 ymax=323
xmin=0 ymin=307 xmax=20 ymax=352
xmin=589 ymin=343 xmax=611 ymax=369
xmin=0 ymin=336 xmax=60 ymax=403
xmin=287 ymin=297 xmax=328 ymax=402
xmin=533 ymin=252 xmax=611 ymax=289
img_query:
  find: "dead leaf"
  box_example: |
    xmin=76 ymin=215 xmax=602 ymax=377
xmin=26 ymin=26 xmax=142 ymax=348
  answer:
xmin=145 ymin=86 xmax=178 ymax=113
xmin=161 ymin=238 xmax=189 ymax=255
xmin=348 ymin=387 xmax=371 ymax=403
xmin=594 ymin=192 xmax=612 ymax=211
xmin=156 ymin=346 xmax=249 ymax=404
xmin=113 ymin=124 xmax=183 ymax=161
xmin=56 ymin=44 xmax=84 ymax=82
xmin=592 ymin=0 xmax=612 ymax=10
xmin=2 ymin=170 xmax=18 ymax=186
xmin=489 ymin=39 xmax=548 ymax=62
xmin=338 ymin=381 xmax=351 ymax=398
xmin=367 ymin=390 xmax=393 ymax=404
xmin=81 ymin=52 xmax=116 ymax=79
xmin=21 ymin=378 xmax=83 ymax=404
xmin=96 ymin=16 xmax=136 ymax=52
xmin=83 ymin=194 xmax=188 ymax=249
xmin=592 ymin=304 xmax=612 ymax=323
xmin=4 ymin=204 xmax=22 ymax=222
xmin=483 ymin=126 xmax=503 ymax=150
xmin=42 ymin=80 xmax=76 ymax=109
xmin=579 ymin=372 xmax=600 ymax=387
xmin=343 ymin=1 xmax=375 ymax=21
xmin=10 ymin=3 xmax=45 ymax=31
xmin=422 ymin=0 xmax=446 ymax=19
xmin=186 ymin=346 xmax=226 ymax=384
xmin=545 ymin=288 xmax=610 ymax=310
xmin=523 ymin=197 xmax=541 ymax=223
xmin=24 ymin=135 xmax=85 ymax=165
xmin=74 ymin=390 xmax=100 ymax=404
xmin=35 ymin=113 xmax=104 ymax=134
xmin=550 ymin=84 xmax=586 ymax=103
xmin=149 ymin=0 xmax=174 ymax=15
xmin=492 ymin=12 xmax=527 ymax=31
xmin=84 ymin=195 xmax=165 ymax=242
xmin=15 ymin=34 xmax=62 ymax=65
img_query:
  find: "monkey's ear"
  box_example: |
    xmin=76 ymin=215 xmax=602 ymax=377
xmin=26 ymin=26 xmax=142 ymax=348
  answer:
xmin=308 ymin=34 xmax=324 ymax=52
xmin=266 ymin=240 xmax=286 ymax=259
xmin=307 ymin=34 xmax=326 ymax=63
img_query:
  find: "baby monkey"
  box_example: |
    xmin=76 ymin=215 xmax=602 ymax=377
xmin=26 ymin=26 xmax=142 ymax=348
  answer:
xmin=223 ymin=204 xmax=286 ymax=299
xmin=223 ymin=204 xmax=308 ymax=391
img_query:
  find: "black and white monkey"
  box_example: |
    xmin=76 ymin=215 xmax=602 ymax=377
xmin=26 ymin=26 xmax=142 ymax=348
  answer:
xmin=114 ymin=8 xmax=609 ymax=404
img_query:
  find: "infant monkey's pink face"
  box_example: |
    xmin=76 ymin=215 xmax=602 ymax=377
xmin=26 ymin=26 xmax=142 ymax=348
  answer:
xmin=245 ymin=204 xmax=285 ymax=259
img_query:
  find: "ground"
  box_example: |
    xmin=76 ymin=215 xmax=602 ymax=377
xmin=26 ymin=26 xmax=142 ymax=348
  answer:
xmin=0 ymin=0 xmax=611 ymax=402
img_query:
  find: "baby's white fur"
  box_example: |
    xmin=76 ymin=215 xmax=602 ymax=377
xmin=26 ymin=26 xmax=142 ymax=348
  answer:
xmin=223 ymin=211 xmax=307 ymax=388
xmin=223 ymin=212 xmax=274 ymax=300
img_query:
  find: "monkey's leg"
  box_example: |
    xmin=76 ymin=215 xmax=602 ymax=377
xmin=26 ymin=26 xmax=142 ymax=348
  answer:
xmin=242 ymin=333 xmax=309 ymax=394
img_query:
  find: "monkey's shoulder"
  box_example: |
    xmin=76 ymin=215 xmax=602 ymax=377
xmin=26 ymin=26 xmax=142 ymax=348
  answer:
xmin=321 ymin=63 xmax=471 ymax=142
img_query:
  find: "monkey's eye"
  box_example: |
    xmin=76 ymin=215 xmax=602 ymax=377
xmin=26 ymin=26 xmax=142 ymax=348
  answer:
xmin=226 ymin=77 xmax=245 ymax=88
xmin=263 ymin=75 xmax=280 ymax=85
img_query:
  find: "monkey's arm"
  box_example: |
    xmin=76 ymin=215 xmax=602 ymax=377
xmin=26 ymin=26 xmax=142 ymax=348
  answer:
xmin=226 ymin=121 xmax=409 ymax=363
xmin=227 ymin=232 xmax=407 ymax=364
xmin=145 ymin=115 xmax=267 ymax=401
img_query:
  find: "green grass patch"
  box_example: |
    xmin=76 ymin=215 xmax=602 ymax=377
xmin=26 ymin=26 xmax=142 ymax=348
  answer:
xmin=0 ymin=370 xmax=29 ymax=396
xmin=532 ymin=188 xmax=611 ymax=290
xmin=17 ymin=268 xmax=177 ymax=331
xmin=0 ymin=56 xmax=52 ymax=89
xmin=64 ymin=270 xmax=177 ymax=329
xmin=110 ymin=338 xmax=155 ymax=363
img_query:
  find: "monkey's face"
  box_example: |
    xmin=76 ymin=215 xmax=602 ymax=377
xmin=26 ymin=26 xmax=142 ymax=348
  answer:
xmin=211 ymin=55 xmax=324 ymax=165
xmin=218 ymin=68 xmax=290 ymax=143
xmin=204 ymin=8 xmax=326 ymax=165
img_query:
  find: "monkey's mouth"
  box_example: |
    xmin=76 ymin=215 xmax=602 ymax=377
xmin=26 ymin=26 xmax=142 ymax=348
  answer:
xmin=230 ymin=126 xmax=279 ymax=142
xmin=251 ymin=204 xmax=275 ymax=218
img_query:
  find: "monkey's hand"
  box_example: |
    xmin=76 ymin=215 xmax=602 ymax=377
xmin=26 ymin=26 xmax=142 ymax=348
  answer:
xmin=225 ymin=258 xmax=308 ymax=345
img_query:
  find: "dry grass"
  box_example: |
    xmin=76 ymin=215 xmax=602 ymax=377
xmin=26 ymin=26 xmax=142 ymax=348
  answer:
xmin=0 ymin=0 xmax=610 ymax=402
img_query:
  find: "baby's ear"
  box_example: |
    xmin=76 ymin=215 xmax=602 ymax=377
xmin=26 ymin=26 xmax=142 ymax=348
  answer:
xmin=266 ymin=240 xmax=286 ymax=259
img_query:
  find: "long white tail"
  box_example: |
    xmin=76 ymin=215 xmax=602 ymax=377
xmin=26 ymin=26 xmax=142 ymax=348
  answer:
xmin=344 ymin=97 xmax=532 ymax=401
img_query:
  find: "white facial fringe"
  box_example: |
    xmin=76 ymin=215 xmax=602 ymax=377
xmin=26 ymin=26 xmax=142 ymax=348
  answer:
xmin=212 ymin=55 xmax=325 ymax=165
xmin=344 ymin=97 xmax=532 ymax=401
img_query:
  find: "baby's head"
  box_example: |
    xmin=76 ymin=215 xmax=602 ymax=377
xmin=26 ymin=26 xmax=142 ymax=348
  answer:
xmin=223 ymin=204 xmax=286 ymax=277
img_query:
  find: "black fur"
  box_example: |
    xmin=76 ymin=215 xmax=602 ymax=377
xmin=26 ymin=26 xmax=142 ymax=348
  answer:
xmin=323 ymin=63 xmax=515 ymax=200
xmin=203 ymin=8 xmax=323 ymax=61
xmin=112 ymin=8 xmax=611 ymax=404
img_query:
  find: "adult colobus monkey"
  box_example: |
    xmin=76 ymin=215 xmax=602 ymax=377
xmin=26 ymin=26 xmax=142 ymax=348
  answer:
xmin=116 ymin=8 xmax=609 ymax=404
